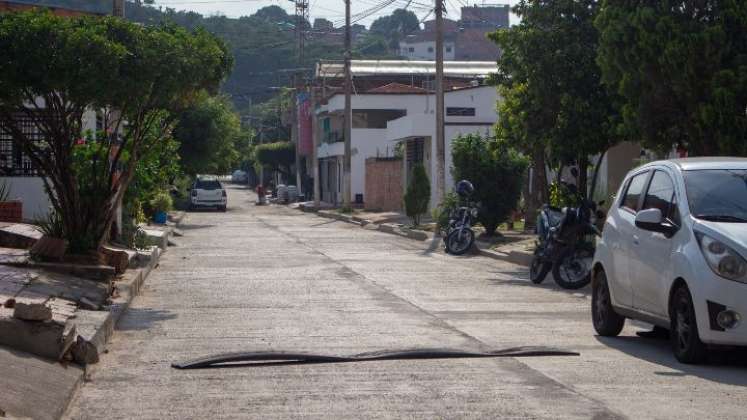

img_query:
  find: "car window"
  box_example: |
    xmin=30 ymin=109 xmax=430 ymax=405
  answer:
xmin=195 ymin=180 xmax=222 ymax=190
xmin=621 ymin=171 xmax=648 ymax=212
xmin=642 ymin=170 xmax=679 ymax=224
xmin=684 ymin=169 xmax=747 ymax=222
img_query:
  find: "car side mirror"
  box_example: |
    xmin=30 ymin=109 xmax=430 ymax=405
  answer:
xmin=635 ymin=208 xmax=677 ymax=236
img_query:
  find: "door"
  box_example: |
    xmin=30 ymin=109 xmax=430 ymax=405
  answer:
xmin=610 ymin=170 xmax=650 ymax=308
xmin=630 ymin=169 xmax=679 ymax=317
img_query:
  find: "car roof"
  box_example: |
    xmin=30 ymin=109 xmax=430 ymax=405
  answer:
xmin=641 ymin=157 xmax=747 ymax=171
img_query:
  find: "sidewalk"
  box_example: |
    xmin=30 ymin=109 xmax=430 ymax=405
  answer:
xmin=0 ymin=212 xmax=185 ymax=420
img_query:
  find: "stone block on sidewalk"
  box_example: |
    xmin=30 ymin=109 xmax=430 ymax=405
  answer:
xmin=12 ymin=302 xmax=52 ymax=322
xmin=100 ymin=245 xmax=134 ymax=274
xmin=0 ymin=223 xmax=42 ymax=249
xmin=29 ymin=235 xmax=67 ymax=261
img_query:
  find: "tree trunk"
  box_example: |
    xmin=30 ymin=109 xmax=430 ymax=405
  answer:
xmin=589 ymin=149 xmax=607 ymax=203
xmin=524 ymin=147 xmax=548 ymax=233
xmin=577 ymin=156 xmax=589 ymax=200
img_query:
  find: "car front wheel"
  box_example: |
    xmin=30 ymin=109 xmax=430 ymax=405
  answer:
xmin=670 ymin=285 xmax=707 ymax=364
xmin=591 ymin=269 xmax=625 ymax=336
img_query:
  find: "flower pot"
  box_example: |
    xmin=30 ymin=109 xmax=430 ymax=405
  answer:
xmin=153 ymin=211 xmax=168 ymax=224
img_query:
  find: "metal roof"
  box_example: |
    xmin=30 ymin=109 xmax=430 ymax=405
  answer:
xmin=316 ymin=60 xmax=498 ymax=79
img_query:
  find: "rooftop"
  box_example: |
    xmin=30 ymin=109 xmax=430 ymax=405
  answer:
xmin=316 ymin=60 xmax=498 ymax=79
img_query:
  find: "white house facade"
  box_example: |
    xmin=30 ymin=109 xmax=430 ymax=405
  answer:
xmin=315 ymin=85 xmax=499 ymax=209
xmin=385 ymin=85 xmax=498 ymax=208
xmin=398 ymin=40 xmax=456 ymax=61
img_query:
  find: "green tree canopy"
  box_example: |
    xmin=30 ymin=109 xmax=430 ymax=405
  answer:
xmin=0 ymin=11 xmax=231 ymax=252
xmin=254 ymin=141 xmax=295 ymax=176
xmin=489 ymin=0 xmax=621 ymax=211
xmin=370 ymin=8 xmax=420 ymax=51
xmin=173 ymin=94 xmax=247 ymax=176
xmin=596 ymin=1 xmax=747 ymax=156
xmin=451 ymin=134 xmax=528 ymax=236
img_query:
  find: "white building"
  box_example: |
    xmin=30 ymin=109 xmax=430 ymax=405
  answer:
xmin=0 ymin=108 xmax=98 ymax=221
xmin=315 ymin=84 xmax=499 ymax=209
xmin=386 ymin=85 xmax=498 ymax=208
xmin=399 ymin=39 xmax=456 ymax=61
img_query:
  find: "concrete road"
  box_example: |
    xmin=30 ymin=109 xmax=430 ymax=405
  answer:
xmin=66 ymin=185 xmax=747 ymax=419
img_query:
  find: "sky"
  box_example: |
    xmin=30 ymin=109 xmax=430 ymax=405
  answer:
xmin=147 ymin=0 xmax=520 ymax=28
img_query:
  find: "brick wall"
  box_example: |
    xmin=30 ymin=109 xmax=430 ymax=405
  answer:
xmin=365 ymin=158 xmax=403 ymax=212
xmin=0 ymin=201 xmax=22 ymax=223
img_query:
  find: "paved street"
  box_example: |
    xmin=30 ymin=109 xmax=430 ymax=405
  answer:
xmin=66 ymin=185 xmax=747 ymax=419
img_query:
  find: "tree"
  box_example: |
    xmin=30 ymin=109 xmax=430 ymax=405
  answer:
xmin=596 ymin=1 xmax=747 ymax=156
xmin=0 ymin=11 xmax=232 ymax=253
xmin=254 ymin=141 xmax=295 ymax=180
xmin=370 ymin=8 xmax=420 ymax=51
xmin=451 ymin=134 xmax=528 ymax=236
xmin=403 ymin=164 xmax=430 ymax=226
xmin=489 ymin=0 xmax=621 ymax=209
xmin=173 ymin=94 xmax=246 ymax=176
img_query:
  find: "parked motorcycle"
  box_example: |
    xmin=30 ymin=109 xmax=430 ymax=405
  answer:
xmin=530 ymin=190 xmax=605 ymax=289
xmin=444 ymin=180 xmax=478 ymax=255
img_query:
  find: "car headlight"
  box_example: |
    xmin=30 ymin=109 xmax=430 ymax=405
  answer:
xmin=696 ymin=232 xmax=747 ymax=283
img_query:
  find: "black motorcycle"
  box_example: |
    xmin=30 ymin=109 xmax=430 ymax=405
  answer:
xmin=444 ymin=203 xmax=478 ymax=255
xmin=530 ymin=197 xmax=604 ymax=289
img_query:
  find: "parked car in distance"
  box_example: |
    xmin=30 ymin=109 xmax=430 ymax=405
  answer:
xmin=231 ymin=170 xmax=248 ymax=183
xmin=190 ymin=177 xmax=227 ymax=212
xmin=592 ymin=157 xmax=747 ymax=363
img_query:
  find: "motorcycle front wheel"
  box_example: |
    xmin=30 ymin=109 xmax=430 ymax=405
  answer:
xmin=552 ymin=246 xmax=593 ymax=289
xmin=445 ymin=228 xmax=475 ymax=255
xmin=529 ymin=253 xmax=551 ymax=284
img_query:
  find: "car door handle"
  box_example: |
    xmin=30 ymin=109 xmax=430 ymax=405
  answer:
xmin=632 ymin=235 xmax=639 ymax=245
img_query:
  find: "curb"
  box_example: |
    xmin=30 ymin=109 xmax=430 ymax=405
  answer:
xmin=315 ymin=210 xmax=431 ymax=242
xmin=305 ymin=206 xmax=532 ymax=265
xmin=476 ymin=246 xmax=533 ymax=267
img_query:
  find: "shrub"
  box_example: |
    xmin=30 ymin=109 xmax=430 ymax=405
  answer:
xmin=451 ymin=134 xmax=528 ymax=236
xmin=149 ymin=191 xmax=173 ymax=213
xmin=403 ymin=164 xmax=430 ymax=226
xmin=432 ymin=192 xmax=459 ymax=234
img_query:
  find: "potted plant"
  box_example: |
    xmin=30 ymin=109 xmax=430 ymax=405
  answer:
xmin=150 ymin=191 xmax=173 ymax=224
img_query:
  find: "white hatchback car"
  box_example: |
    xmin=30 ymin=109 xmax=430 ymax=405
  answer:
xmin=592 ymin=157 xmax=747 ymax=363
xmin=190 ymin=177 xmax=227 ymax=212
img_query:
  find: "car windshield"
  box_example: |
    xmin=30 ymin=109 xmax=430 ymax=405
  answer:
xmin=684 ymin=169 xmax=747 ymax=223
xmin=195 ymin=180 xmax=222 ymax=190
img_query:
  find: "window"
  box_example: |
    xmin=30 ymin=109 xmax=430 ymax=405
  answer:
xmin=446 ymin=107 xmax=476 ymax=116
xmin=684 ymin=169 xmax=747 ymax=222
xmin=642 ymin=170 xmax=679 ymax=223
xmin=195 ymin=180 xmax=222 ymax=190
xmin=621 ymin=171 xmax=648 ymax=212
xmin=427 ymin=47 xmax=434 ymax=53
xmin=446 ymin=46 xmax=452 ymax=53
xmin=408 ymin=47 xmax=414 ymax=53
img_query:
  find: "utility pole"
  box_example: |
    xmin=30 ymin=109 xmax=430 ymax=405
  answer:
xmin=342 ymin=0 xmax=352 ymax=208
xmin=312 ymin=85 xmax=320 ymax=207
xmin=113 ymin=0 xmax=124 ymax=17
xmin=293 ymin=0 xmax=308 ymax=194
xmin=434 ymin=0 xmax=446 ymax=205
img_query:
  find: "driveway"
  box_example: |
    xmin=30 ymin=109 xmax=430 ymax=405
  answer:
xmin=65 ymin=185 xmax=747 ymax=419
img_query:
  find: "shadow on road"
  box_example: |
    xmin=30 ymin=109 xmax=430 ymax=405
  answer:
xmin=596 ymin=335 xmax=747 ymax=386
xmin=117 ymin=308 xmax=178 ymax=331
xmin=487 ymin=274 xmax=592 ymax=299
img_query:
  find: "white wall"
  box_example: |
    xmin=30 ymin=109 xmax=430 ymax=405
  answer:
xmin=0 ymin=177 xmax=52 ymax=221
xmin=398 ymin=41 xmax=456 ymax=61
